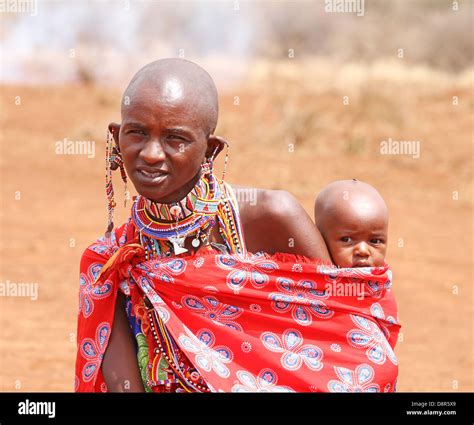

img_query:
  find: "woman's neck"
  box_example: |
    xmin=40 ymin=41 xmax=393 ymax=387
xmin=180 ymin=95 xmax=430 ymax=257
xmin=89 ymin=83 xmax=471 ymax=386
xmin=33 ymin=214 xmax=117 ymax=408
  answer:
xmin=143 ymin=170 xmax=203 ymax=221
xmin=148 ymin=169 xmax=202 ymax=204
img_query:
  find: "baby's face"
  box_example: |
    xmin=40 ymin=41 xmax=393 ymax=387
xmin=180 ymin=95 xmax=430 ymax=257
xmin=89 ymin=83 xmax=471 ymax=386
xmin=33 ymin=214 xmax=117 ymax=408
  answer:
xmin=321 ymin=205 xmax=388 ymax=268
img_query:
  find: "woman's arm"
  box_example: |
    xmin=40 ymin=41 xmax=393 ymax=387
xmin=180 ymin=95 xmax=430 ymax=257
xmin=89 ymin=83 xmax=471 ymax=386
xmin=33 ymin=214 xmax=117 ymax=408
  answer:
xmin=102 ymin=291 xmax=145 ymax=392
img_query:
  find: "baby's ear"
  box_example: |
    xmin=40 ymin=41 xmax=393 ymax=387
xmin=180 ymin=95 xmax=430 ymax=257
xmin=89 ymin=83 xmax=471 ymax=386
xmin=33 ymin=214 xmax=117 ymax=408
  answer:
xmin=108 ymin=122 xmax=121 ymax=146
xmin=206 ymin=135 xmax=228 ymax=159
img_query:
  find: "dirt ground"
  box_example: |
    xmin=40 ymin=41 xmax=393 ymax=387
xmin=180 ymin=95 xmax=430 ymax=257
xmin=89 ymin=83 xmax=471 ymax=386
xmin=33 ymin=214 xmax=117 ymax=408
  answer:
xmin=0 ymin=63 xmax=472 ymax=392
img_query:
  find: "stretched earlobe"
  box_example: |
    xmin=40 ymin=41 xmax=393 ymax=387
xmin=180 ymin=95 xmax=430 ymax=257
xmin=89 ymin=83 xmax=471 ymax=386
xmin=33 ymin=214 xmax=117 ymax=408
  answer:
xmin=203 ymin=135 xmax=230 ymax=182
xmin=206 ymin=135 xmax=229 ymax=160
xmin=108 ymin=122 xmax=121 ymax=146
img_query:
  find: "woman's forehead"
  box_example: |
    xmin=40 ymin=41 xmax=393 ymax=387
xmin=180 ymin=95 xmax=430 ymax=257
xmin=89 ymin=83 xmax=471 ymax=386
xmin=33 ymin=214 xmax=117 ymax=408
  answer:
xmin=125 ymin=77 xmax=186 ymax=104
xmin=120 ymin=59 xmax=218 ymax=135
xmin=122 ymin=90 xmax=203 ymax=123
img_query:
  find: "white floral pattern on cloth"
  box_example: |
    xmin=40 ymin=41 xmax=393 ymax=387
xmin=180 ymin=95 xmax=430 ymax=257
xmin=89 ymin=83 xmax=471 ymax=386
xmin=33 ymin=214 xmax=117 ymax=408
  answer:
xmin=269 ymin=277 xmax=334 ymax=326
xmin=317 ymin=265 xmax=346 ymax=285
xmin=232 ymin=368 xmax=295 ymax=392
xmin=80 ymin=322 xmax=111 ymax=383
xmin=135 ymin=275 xmax=170 ymax=323
xmin=327 ymin=364 xmax=380 ymax=392
xmin=88 ymin=233 xmax=118 ymax=258
xmin=178 ymin=326 xmax=233 ymax=379
xmin=215 ymin=252 xmax=279 ymax=293
xmin=203 ymin=285 xmax=219 ymax=293
xmin=193 ymin=257 xmax=205 ymax=268
xmin=249 ymin=304 xmax=261 ymax=312
xmin=79 ymin=263 xmax=113 ymax=318
xmin=144 ymin=257 xmax=187 ymax=284
xmin=118 ymin=279 xmax=131 ymax=296
xmin=346 ymin=314 xmax=398 ymax=365
xmin=365 ymin=269 xmax=393 ymax=298
xmin=260 ymin=328 xmax=324 ymax=371
xmin=370 ymin=302 xmax=398 ymax=325
xmin=181 ymin=295 xmax=243 ymax=331
xmin=291 ymin=264 xmax=303 ymax=273
xmin=241 ymin=341 xmax=252 ymax=353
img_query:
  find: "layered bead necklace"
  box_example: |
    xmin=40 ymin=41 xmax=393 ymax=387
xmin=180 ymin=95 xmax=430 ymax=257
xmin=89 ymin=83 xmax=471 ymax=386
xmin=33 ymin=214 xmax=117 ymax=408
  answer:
xmin=131 ymin=169 xmax=246 ymax=260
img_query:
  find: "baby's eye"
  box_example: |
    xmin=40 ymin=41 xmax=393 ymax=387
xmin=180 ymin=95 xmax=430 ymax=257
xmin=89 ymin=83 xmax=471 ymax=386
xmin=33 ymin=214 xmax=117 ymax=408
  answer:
xmin=370 ymin=238 xmax=384 ymax=244
xmin=340 ymin=237 xmax=352 ymax=243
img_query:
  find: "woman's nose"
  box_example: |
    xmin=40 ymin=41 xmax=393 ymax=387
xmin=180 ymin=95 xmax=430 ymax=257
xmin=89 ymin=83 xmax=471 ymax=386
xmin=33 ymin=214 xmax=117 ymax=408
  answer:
xmin=139 ymin=139 xmax=166 ymax=164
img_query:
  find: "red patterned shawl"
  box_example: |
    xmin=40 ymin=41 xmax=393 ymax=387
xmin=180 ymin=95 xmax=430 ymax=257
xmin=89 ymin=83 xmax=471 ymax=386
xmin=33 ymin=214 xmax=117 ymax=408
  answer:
xmin=75 ymin=220 xmax=400 ymax=393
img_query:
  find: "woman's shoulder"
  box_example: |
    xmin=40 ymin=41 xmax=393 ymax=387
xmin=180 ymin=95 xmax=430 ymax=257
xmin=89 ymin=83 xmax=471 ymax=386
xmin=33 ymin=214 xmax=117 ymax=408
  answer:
xmin=229 ymin=184 xmax=301 ymax=222
xmin=229 ymin=184 xmax=318 ymax=254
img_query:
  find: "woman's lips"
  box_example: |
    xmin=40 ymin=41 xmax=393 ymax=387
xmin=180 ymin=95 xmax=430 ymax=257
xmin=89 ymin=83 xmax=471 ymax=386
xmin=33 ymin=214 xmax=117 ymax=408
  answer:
xmin=136 ymin=169 xmax=168 ymax=184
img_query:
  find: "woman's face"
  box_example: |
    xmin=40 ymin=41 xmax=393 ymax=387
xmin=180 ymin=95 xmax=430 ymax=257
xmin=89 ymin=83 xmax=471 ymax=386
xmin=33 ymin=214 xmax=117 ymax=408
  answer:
xmin=111 ymin=83 xmax=210 ymax=204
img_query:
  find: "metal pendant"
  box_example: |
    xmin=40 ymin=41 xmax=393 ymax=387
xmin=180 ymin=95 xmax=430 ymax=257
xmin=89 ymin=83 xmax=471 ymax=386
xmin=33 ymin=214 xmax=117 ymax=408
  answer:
xmin=210 ymin=242 xmax=228 ymax=254
xmin=192 ymin=237 xmax=200 ymax=248
xmin=169 ymin=236 xmax=188 ymax=255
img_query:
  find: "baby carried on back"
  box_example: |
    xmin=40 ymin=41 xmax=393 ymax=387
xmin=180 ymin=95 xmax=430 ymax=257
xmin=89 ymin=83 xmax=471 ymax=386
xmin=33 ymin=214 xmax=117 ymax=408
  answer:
xmin=75 ymin=179 xmax=400 ymax=392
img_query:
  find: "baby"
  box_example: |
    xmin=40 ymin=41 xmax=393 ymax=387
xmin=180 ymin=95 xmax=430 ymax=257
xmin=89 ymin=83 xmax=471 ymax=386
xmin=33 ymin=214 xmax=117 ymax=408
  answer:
xmin=314 ymin=179 xmax=388 ymax=268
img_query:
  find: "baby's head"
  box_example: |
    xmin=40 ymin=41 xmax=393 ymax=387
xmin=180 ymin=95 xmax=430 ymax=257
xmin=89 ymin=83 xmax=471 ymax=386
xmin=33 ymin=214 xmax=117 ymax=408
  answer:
xmin=314 ymin=180 xmax=388 ymax=268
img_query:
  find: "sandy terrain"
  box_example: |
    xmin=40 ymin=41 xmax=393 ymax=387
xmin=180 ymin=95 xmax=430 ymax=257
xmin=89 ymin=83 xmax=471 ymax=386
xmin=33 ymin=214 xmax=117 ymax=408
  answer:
xmin=0 ymin=63 xmax=472 ymax=391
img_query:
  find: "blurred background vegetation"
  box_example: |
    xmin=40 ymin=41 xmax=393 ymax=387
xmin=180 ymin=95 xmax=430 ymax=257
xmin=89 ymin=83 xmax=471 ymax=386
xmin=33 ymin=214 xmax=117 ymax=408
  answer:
xmin=1 ymin=0 xmax=472 ymax=85
xmin=0 ymin=0 xmax=472 ymax=392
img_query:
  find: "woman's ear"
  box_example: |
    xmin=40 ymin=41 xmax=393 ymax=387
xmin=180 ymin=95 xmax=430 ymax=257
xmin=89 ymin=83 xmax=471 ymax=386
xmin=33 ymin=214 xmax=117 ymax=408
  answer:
xmin=108 ymin=122 xmax=121 ymax=147
xmin=206 ymin=135 xmax=228 ymax=159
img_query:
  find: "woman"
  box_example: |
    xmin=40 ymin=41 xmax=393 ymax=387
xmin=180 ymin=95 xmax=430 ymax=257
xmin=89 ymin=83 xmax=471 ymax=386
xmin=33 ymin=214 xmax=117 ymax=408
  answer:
xmin=75 ymin=58 xmax=399 ymax=393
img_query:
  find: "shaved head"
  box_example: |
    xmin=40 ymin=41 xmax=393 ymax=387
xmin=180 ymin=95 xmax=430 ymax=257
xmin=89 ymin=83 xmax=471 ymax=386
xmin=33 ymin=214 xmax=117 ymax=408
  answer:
xmin=315 ymin=179 xmax=388 ymax=232
xmin=315 ymin=180 xmax=389 ymax=268
xmin=122 ymin=58 xmax=219 ymax=136
xmin=111 ymin=58 xmax=225 ymax=203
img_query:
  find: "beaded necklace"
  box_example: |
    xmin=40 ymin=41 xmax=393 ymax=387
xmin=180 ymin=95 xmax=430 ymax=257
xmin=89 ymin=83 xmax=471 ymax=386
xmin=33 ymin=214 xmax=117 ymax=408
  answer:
xmin=131 ymin=170 xmax=245 ymax=260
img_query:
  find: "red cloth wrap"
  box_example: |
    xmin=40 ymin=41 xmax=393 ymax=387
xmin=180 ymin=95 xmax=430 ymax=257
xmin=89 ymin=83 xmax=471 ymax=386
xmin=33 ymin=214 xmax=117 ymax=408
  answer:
xmin=75 ymin=222 xmax=400 ymax=393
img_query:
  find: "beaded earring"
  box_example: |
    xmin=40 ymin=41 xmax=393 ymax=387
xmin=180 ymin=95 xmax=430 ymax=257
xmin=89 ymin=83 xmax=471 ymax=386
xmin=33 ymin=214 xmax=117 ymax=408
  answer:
xmin=105 ymin=129 xmax=128 ymax=237
xmin=220 ymin=140 xmax=230 ymax=182
xmin=105 ymin=130 xmax=116 ymax=236
xmin=109 ymin=144 xmax=128 ymax=207
xmin=201 ymin=139 xmax=230 ymax=182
